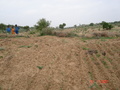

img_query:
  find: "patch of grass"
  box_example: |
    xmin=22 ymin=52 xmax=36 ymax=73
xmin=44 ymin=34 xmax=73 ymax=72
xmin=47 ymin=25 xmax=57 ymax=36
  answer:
xmin=101 ymin=39 xmax=106 ymax=41
xmin=88 ymin=72 xmax=101 ymax=89
xmin=25 ymin=36 xmax=30 ymax=38
xmin=83 ymin=57 xmax=86 ymax=60
xmin=29 ymin=31 xmax=36 ymax=34
xmin=89 ymin=82 xmax=101 ymax=89
xmin=81 ymin=37 xmax=118 ymax=41
xmin=0 ymin=86 xmax=2 ymax=90
xmin=0 ymin=56 xmax=3 ymax=59
xmin=82 ymin=47 xmax=89 ymax=50
xmin=37 ymin=66 xmax=43 ymax=69
xmin=102 ymin=61 xmax=107 ymax=65
xmin=104 ymin=57 xmax=112 ymax=62
xmin=107 ymin=58 xmax=112 ymax=62
xmin=81 ymin=37 xmax=93 ymax=40
xmin=100 ymin=37 xmax=118 ymax=39
xmin=88 ymin=72 xmax=94 ymax=80
xmin=0 ymin=37 xmax=6 ymax=39
xmin=61 ymin=39 xmax=68 ymax=43
xmin=101 ymin=61 xmax=109 ymax=68
xmin=81 ymin=39 xmax=87 ymax=42
xmin=91 ymin=57 xmax=95 ymax=61
xmin=34 ymin=45 xmax=38 ymax=48
xmin=0 ymin=35 xmax=26 ymax=39
xmin=19 ymin=45 xmax=32 ymax=48
xmin=0 ymin=47 xmax=5 ymax=51
xmin=15 ymin=35 xmax=25 ymax=38
xmin=96 ymin=54 xmax=101 ymax=57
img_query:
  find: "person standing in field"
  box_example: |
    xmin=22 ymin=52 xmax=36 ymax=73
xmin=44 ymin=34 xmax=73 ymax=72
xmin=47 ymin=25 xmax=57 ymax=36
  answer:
xmin=11 ymin=26 xmax=15 ymax=34
xmin=15 ymin=24 xmax=20 ymax=34
xmin=6 ymin=25 xmax=11 ymax=34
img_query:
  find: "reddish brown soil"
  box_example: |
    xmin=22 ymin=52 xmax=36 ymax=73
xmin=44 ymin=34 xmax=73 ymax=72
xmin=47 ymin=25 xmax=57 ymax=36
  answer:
xmin=0 ymin=36 xmax=120 ymax=90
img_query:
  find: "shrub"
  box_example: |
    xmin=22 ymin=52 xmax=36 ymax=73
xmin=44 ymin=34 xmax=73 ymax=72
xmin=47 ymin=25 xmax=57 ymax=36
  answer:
xmin=118 ymin=25 xmax=120 ymax=27
xmin=29 ymin=30 xmax=36 ymax=34
xmin=67 ymin=32 xmax=78 ymax=37
xmin=54 ymin=31 xmax=77 ymax=37
xmin=89 ymin=23 xmax=94 ymax=26
xmin=59 ymin=23 xmax=66 ymax=29
xmin=40 ymin=27 xmax=54 ymax=36
xmin=0 ymin=23 xmax=6 ymax=31
xmin=93 ymin=32 xmax=109 ymax=37
xmin=92 ymin=31 xmax=120 ymax=38
xmin=101 ymin=21 xmax=113 ymax=30
xmin=35 ymin=18 xmax=51 ymax=34
xmin=23 ymin=26 xmax=29 ymax=31
xmin=55 ymin=32 xmax=68 ymax=37
xmin=0 ymin=47 xmax=5 ymax=51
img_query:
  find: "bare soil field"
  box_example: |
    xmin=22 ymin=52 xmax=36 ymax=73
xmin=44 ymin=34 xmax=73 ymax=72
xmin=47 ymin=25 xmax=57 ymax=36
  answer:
xmin=0 ymin=35 xmax=120 ymax=90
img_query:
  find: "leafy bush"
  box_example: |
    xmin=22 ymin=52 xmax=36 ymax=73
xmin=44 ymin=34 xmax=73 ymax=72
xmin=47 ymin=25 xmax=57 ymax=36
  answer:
xmin=0 ymin=47 xmax=5 ymax=51
xmin=67 ymin=32 xmax=78 ymax=37
xmin=29 ymin=30 xmax=36 ymax=34
xmin=89 ymin=23 xmax=94 ymax=26
xmin=54 ymin=31 xmax=77 ymax=37
xmin=23 ymin=26 xmax=29 ymax=32
xmin=35 ymin=18 xmax=51 ymax=34
xmin=93 ymin=32 xmax=109 ymax=37
xmin=92 ymin=32 xmax=120 ymax=38
xmin=118 ymin=25 xmax=120 ymax=27
xmin=101 ymin=21 xmax=113 ymax=30
xmin=0 ymin=23 xmax=6 ymax=33
xmin=40 ymin=27 xmax=54 ymax=36
xmin=59 ymin=23 xmax=66 ymax=29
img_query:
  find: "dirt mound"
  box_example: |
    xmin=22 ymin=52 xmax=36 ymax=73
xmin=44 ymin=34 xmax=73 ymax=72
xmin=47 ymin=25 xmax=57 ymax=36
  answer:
xmin=0 ymin=36 xmax=120 ymax=90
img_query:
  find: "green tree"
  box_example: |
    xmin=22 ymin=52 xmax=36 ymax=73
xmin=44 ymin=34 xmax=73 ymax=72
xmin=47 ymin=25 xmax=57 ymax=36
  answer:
xmin=35 ymin=18 xmax=51 ymax=33
xmin=59 ymin=24 xmax=64 ymax=29
xmin=0 ymin=23 xmax=6 ymax=33
xmin=101 ymin=21 xmax=113 ymax=30
xmin=63 ymin=23 xmax=66 ymax=27
xmin=89 ymin=23 xmax=94 ymax=26
xmin=59 ymin=23 xmax=66 ymax=29
xmin=108 ymin=24 xmax=113 ymax=30
xmin=23 ymin=26 xmax=30 ymax=31
xmin=74 ymin=25 xmax=77 ymax=28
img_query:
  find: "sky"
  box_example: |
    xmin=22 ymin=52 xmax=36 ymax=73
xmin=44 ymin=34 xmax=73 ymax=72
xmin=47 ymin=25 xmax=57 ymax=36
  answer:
xmin=0 ymin=0 xmax=120 ymax=27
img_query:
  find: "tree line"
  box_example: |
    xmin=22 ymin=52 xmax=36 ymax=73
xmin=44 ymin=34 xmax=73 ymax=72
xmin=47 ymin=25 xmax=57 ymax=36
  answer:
xmin=1 ymin=20 xmax=120 ymax=33
xmin=0 ymin=23 xmax=30 ymax=32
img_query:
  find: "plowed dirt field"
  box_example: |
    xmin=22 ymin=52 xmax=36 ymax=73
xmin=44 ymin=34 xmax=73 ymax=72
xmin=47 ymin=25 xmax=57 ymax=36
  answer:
xmin=0 ymin=36 xmax=120 ymax=90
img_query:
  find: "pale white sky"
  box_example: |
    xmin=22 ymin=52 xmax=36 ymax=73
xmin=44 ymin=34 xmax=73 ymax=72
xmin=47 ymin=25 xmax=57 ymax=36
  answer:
xmin=0 ymin=0 xmax=120 ymax=27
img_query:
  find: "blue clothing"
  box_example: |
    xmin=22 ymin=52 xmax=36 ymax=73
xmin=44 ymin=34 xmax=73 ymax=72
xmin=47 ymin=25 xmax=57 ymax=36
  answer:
xmin=15 ymin=30 xmax=19 ymax=34
xmin=15 ymin=27 xmax=20 ymax=34
xmin=6 ymin=27 xmax=11 ymax=33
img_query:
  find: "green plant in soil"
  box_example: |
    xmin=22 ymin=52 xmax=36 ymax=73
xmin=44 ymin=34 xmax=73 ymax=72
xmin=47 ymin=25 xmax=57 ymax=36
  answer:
xmin=19 ymin=45 xmax=32 ymax=48
xmin=101 ymin=61 xmax=109 ymax=68
xmin=37 ymin=66 xmax=43 ymax=69
xmin=82 ymin=47 xmax=89 ymax=50
xmin=0 ymin=56 xmax=3 ymax=59
xmin=96 ymin=54 xmax=101 ymax=57
xmin=0 ymin=47 xmax=5 ymax=51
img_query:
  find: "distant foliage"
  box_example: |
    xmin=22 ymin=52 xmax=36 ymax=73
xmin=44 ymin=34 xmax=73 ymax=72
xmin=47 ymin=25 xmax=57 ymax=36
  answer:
xmin=0 ymin=23 xmax=6 ymax=33
xmin=74 ymin=25 xmax=77 ymax=28
xmin=89 ymin=23 xmax=94 ymax=26
xmin=59 ymin=23 xmax=66 ymax=29
xmin=23 ymin=26 xmax=29 ymax=31
xmin=118 ymin=25 xmax=120 ymax=27
xmin=29 ymin=30 xmax=36 ymax=34
xmin=54 ymin=31 xmax=78 ymax=37
xmin=35 ymin=18 xmax=51 ymax=34
xmin=41 ymin=27 xmax=54 ymax=36
xmin=101 ymin=21 xmax=113 ymax=30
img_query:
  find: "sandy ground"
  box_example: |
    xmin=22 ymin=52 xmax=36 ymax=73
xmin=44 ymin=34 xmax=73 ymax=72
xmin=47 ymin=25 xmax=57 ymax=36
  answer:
xmin=0 ymin=35 xmax=120 ymax=90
